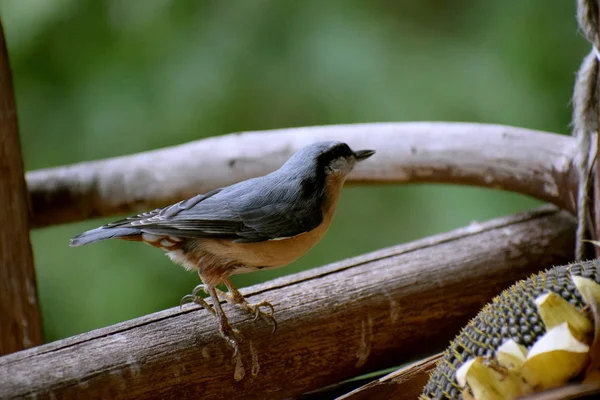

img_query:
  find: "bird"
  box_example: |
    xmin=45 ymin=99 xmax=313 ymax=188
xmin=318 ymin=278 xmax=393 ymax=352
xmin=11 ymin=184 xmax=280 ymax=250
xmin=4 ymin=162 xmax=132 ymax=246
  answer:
xmin=70 ymin=141 xmax=375 ymax=356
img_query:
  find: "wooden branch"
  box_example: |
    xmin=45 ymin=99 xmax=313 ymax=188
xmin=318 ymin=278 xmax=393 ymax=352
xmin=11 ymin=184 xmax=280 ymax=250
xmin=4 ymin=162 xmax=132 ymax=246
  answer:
xmin=337 ymin=353 xmax=443 ymax=400
xmin=27 ymin=122 xmax=578 ymax=228
xmin=0 ymin=206 xmax=576 ymax=399
xmin=0 ymin=21 xmax=43 ymax=355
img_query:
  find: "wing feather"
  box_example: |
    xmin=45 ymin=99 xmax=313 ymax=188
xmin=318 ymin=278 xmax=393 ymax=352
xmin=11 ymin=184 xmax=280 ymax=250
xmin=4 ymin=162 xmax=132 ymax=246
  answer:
xmin=102 ymin=176 xmax=324 ymax=242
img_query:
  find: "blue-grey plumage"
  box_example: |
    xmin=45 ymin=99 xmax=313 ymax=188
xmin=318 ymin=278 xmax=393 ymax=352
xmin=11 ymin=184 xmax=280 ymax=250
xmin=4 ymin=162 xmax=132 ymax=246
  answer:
xmin=70 ymin=141 xmax=375 ymax=358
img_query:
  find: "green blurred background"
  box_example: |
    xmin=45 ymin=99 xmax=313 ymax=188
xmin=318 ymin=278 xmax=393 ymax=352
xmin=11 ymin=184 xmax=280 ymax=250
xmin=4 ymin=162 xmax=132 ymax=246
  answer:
xmin=0 ymin=1 xmax=589 ymax=343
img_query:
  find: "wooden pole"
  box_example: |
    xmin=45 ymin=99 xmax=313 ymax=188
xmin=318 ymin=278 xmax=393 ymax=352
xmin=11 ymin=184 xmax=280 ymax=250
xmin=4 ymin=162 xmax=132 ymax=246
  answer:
xmin=0 ymin=21 xmax=43 ymax=354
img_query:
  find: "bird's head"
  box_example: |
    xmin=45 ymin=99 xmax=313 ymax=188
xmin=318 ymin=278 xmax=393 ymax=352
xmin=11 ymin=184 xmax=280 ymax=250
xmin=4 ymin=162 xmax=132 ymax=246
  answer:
xmin=307 ymin=141 xmax=376 ymax=177
xmin=279 ymin=141 xmax=375 ymax=189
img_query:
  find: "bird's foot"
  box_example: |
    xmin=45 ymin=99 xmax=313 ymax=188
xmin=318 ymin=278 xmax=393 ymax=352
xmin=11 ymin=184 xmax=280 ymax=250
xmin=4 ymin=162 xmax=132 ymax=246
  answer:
xmin=179 ymin=284 xmax=216 ymax=315
xmin=221 ymin=279 xmax=278 ymax=333
xmin=219 ymin=322 xmax=242 ymax=358
xmin=182 ymin=283 xmax=243 ymax=358
xmin=239 ymin=300 xmax=277 ymax=333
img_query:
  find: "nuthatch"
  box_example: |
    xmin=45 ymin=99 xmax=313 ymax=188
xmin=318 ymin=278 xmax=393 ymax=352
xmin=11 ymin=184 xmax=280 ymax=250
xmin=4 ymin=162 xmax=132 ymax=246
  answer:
xmin=70 ymin=141 xmax=375 ymax=355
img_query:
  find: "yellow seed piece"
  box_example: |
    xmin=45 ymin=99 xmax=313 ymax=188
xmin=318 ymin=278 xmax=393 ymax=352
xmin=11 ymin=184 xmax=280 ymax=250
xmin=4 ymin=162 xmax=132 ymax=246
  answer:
xmin=522 ymin=322 xmax=590 ymax=390
xmin=572 ymin=275 xmax=600 ymax=309
xmin=496 ymin=339 xmax=527 ymax=370
xmin=534 ymin=292 xmax=592 ymax=339
xmin=455 ymin=357 xmax=529 ymax=400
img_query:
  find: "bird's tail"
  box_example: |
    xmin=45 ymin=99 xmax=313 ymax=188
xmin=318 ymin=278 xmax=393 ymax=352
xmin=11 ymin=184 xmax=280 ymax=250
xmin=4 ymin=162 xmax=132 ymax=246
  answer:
xmin=70 ymin=227 xmax=141 ymax=247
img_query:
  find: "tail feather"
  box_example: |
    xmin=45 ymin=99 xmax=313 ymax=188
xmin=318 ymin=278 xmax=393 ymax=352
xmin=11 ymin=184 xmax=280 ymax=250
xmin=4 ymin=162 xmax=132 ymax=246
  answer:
xmin=70 ymin=227 xmax=141 ymax=247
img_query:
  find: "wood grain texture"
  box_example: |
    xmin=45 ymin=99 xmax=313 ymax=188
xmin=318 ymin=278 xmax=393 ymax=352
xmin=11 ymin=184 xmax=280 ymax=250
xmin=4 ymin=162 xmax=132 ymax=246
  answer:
xmin=0 ymin=21 xmax=43 ymax=355
xmin=519 ymin=382 xmax=600 ymax=400
xmin=337 ymin=353 xmax=443 ymax=400
xmin=27 ymin=122 xmax=578 ymax=228
xmin=0 ymin=206 xmax=576 ymax=399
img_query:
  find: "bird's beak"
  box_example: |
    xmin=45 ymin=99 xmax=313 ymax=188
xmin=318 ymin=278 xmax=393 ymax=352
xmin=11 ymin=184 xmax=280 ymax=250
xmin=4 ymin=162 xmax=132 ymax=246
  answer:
xmin=354 ymin=149 xmax=376 ymax=161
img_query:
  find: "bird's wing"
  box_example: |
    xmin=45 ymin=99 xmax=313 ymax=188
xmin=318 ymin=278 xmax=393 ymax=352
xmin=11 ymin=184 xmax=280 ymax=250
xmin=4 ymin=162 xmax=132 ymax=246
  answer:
xmin=104 ymin=178 xmax=323 ymax=242
xmin=231 ymin=182 xmax=323 ymax=242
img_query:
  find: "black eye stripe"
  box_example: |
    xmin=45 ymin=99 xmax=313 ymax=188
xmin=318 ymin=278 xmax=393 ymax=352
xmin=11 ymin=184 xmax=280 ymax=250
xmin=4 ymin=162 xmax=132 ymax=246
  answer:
xmin=319 ymin=143 xmax=351 ymax=165
xmin=329 ymin=143 xmax=352 ymax=159
xmin=310 ymin=142 xmax=352 ymax=202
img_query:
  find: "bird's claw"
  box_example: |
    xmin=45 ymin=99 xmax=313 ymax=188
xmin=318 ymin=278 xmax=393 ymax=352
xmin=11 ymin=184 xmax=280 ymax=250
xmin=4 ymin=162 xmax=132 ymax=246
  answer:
xmin=249 ymin=300 xmax=275 ymax=319
xmin=247 ymin=300 xmax=277 ymax=333
xmin=192 ymin=284 xmax=209 ymax=297
xmin=179 ymin=292 xmax=215 ymax=315
xmin=179 ymin=294 xmax=195 ymax=309
xmin=220 ymin=325 xmax=242 ymax=359
xmin=182 ymin=280 xmax=275 ymax=359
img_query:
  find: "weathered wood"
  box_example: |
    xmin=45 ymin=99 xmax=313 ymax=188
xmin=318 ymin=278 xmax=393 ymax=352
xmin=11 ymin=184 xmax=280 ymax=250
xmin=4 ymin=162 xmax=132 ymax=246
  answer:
xmin=337 ymin=353 xmax=443 ymax=400
xmin=0 ymin=206 xmax=576 ymax=399
xmin=0 ymin=21 xmax=43 ymax=355
xmin=519 ymin=382 xmax=600 ymax=399
xmin=26 ymin=122 xmax=578 ymax=228
xmin=296 ymin=371 xmax=397 ymax=399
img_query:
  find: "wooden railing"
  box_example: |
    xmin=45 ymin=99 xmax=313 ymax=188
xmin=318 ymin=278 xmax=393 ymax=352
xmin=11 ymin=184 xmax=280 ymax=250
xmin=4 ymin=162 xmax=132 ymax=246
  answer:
xmin=0 ymin=15 xmax=589 ymax=400
xmin=0 ymin=207 xmax=576 ymax=399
